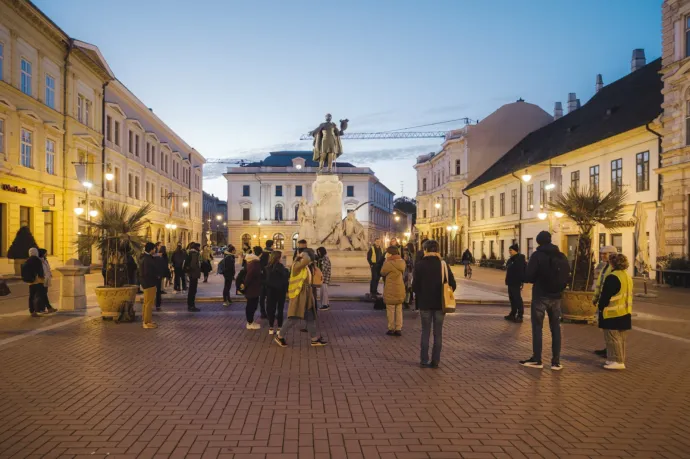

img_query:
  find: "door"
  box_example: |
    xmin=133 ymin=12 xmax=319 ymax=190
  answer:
xmin=566 ymin=235 xmax=579 ymax=262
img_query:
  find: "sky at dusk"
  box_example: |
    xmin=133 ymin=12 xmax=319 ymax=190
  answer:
xmin=32 ymin=0 xmax=663 ymax=200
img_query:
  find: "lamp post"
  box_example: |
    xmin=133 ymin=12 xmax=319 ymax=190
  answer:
xmin=73 ymin=162 xmax=112 ymax=266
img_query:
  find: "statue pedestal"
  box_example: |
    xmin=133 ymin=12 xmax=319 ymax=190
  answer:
xmin=311 ymin=174 xmax=343 ymax=244
xmin=55 ymin=259 xmax=89 ymax=311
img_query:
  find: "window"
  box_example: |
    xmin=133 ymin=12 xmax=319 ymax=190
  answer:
xmin=151 ymin=146 xmax=156 ymax=166
xmin=571 ymin=170 xmax=580 ymax=191
xmin=146 ymin=142 xmax=151 ymax=163
xmin=527 ymin=184 xmax=534 ymax=211
xmin=77 ymin=95 xmax=85 ymax=123
xmin=145 ymin=182 xmax=150 ymax=202
xmin=128 ymin=174 xmax=133 ymax=198
xmin=611 ymin=159 xmax=623 ymax=193
xmin=43 ymin=211 xmax=54 ymax=255
xmin=527 ymin=238 xmax=534 ymax=258
xmin=455 ymin=159 xmax=461 ymax=175
xmin=599 ymin=234 xmax=606 ymax=248
xmin=275 ymin=204 xmax=283 ymax=221
xmin=45 ymin=74 xmax=55 ymax=109
xmin=0 ymin=43 xmax=3 ymax=81
xmin=611 ymin=234 xmax=623 ymax=254
xmin=636 ymin=151 xmax=650 ymax=192
xmin=21 ymin=58 xmax=32 ymax=96
xmin=114 ymin=121 xmax=120 ymax=146
xmin=480 ymin=199 xmax=485 ymax=220
xmin=128 ymin=131 xmax=133 ymax=153
xmin=589 ymin=165 xmax=599 ymax=193
xmin=423 ymin=209 xmax=427 ymax=218
xmin=489 ymin=196 xmax=495 ymax=218
xmin=539 ymin=180 xmax=546 ymax=209
xmin=273 ymin=233 xmax=285 ymax=250
xmin=242 ymin=185 xmax=250 ymax=197
xmin=242 ymin=208 xmax=250 ymax=221
xmin=20 ymin=129 xmax=33 ymax=168
xmin=500 ymin=193 xmax=505 ymax=216
xmin=276 ymin=185 xmax=283 ymax=197
xmin=472 ymin=241 xmax=476 ymax=255
xmin=472 ymin=201 xmax=476 ymax=221
xmin=489 ymin=241 xmax=495 ymax=258
xmin=160 ymin=150 xmax=164 ymax=168
xmin=347 ymin=186 xmax=354 ymax=197
xmin=500 ymin=240 xmax=505 ymax=260
xmin=135 ymin=135 xmax=140 ymax=157
xmin=46 ymin=139 xmax=55 ymax=175
xmin=686 ymin=16 xmax=690 ymax=58
xmin=106 ymin=116 xmax=112 ymax=142
xmin=511 ymin=189 xmax=517 ymax=214
xmin=114 ymin=167 xmax=120 ymax=193
xmin=85 ymin=99 xmax=91 ymax=127
xmin=0 ymin=119 xmax=4 ymax=156
xmin=422 ymin=178 xmax=427 ymax=191
xmin=20 ymin=206 xmax=31 ymax=229
xmin=296 ymin=185 xmax=303 ymax=197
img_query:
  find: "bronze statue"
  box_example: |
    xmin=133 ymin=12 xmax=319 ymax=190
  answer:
xmin=309 ymin=114 xmax=348 ymax=173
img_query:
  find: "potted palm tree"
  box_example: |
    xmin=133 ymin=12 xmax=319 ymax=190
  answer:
xmin=549 ymin=187 xmax=627 ymax=322
xmin=7 ymin=226 xmax=38 ymax=276
xmin=77 ymin=202 xmax=152 ymax=318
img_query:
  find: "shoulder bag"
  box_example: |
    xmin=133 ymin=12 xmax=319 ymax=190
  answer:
xmin=441 ymin=260 xmax=456 ymax=313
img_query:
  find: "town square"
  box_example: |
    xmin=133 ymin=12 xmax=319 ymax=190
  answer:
xmin=2 ymin=0 xmax=690 ymax=458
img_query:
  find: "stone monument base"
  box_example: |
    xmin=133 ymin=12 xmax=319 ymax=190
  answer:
xmin=328 ymin=249 xmax=371 ymax=283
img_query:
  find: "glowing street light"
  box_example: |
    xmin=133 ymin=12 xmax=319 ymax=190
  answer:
xmin=452 ymin=225 xmax=459 ymax=231
xmin=88 ymin=209 xmax=98 ymax=218
xmin=74 ymin=206 xmax=84 ymax=216
xmin=182 ymin=201 xmax=189 ymax=208
xmin=521 ymin=173 xmax=532 ymax=183
xmin=82 ymin=181 xmax=93 ymax=189
xmin=105 ymin=171 xmax=114 ymax=181
xmin=545 ymin=183 xmax=556 ymax=191
xmin=446 ymin=225 xmax=452 ymax=231
xmin=554 ymin=211 xmax=564 ymax=218
xmin=435 ymin=202 xmax=441 ymax=209
xmin=395 ymin=215 xmax=400 ymax=222
xmin=216 ymin=214 xmax=222 ymax=221
xmin=171 ymin=224 xmax=177 ymax=230
xmin=537 ymin=212 xmax=548 ymax=220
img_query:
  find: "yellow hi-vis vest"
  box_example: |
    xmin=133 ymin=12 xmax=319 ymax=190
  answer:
xmin=593 ymin=263 xmax=611 ymax=301
xmin=288 ymin=264 xmax=309 ymax=299
xmin=602 ymin=270 xmax=633 ymax=320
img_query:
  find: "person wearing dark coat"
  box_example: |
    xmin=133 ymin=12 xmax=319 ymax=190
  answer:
xmin=171 ymin=244 xmax=187 ymax=292
xmin=243 ymin=246 xmax=263 ymax=329
xmin=154 ymin=245 xmax=170 ymax=311
xmin=367 ymin=239 xmax=384 ymax=296
xmin=184 ymin=243 xmax=202 ymax=312
xmin=504 ymin=244 xmax=526 ymax=322
xmin=265 ymin=250 xmax=290 ymax=334
xmin=25 ymin=247 xmax=45 ymax=318
xmin=412 ymin=240 xmax=456 ymax=368
xmin=221 ymin=246 xmax=237 ymax=306
xmin=258 ymin=240 xmax=274 ymax=319
xmin=140 ymin=242 xmax=158 ymax=329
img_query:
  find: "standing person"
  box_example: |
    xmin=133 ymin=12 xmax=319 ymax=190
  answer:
xmin=415 ymin=238 xmax=428 ymax=265
xmin=316 ymin=247 xmax=331 ymax=311
xmin=413 ymin=240 xmax=456 ymax=368
xmin=23 ymin=247 xmax=45 ymax=318
xmin=140 ymin=242 xmax=158 ymax=329
xmin=201 ymin=244 xmax=213 ymax=282
xmin=461 ymin=248 xmax=474 ymax=278
xmin=274 ymin=250 xmax=327 ymax=347
xmin=367 ymin=239 xmax=384 ymax=296
xmin=221 ymin=246 xmax=237 ymax=306
xmin=241 ymin=242 xmax=252 ymax=268
xmin=504 ymin=244 xmax=526 ymax=323
xmin=259 ymin=240 xmax=274 ymax=319
xmin=154 ymin=245 xmax=170 ymax=312
xmin=380 ymin=246 xmax=406 ymax=336
xmin=520 ymin=231 xmax=569 ymax=371
xmin=37 ymin=249 xmax=56 ymax=314
xmin=265 ymin=250 xmax=289 ymax=334
xmin=592 ymin=245 xmax=618 ymax=357
xmin=293 ymin=239 xmax=307 ymax=261
xmin=171 ymin=243 xmax=187 ymax=292
xmin=597 ymin=254 xmax=633 ymax=370
xmin=184 ymin=243 xmax=202 ymax=312
xmin=403 ymin=242 xmax=416 ymax=309
xmin=242 ymin=246 xmax=263 ymax=329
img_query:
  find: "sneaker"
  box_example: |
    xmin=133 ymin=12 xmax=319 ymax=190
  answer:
xmin=222 ymin=301 xmax=229 ymax=307
xmin=603 ymin=361 xmax=626 ymax=370
xmin=319 ymin=304 xmax=330 ymax=311
xmin=310 ymin=337 xmax=328 ymax=347
xmin=393 ymin=330 xmax=402 ymax=337
xmin=519 ymin=357 xmax=543 ymax=369
xmin=504 ymin=314 xmax=515 ymax=321
xmin=551 ymin=363 xmax=564 ymax=371
xmin=594 ymin=349 xmax=608 ymax=358
xmin=143 ymin=322 xmax=158 ymax=329
xmin=274 ymin=336 xmax=287 ymax=347
xmin=420 ymin=361 xmax=431 ymax=368
xmin=246 ymin=322 xmax=261 ymax=330
xmin=268 ymin=328 xmax=275 ymax=335
xmin=386 ymin=330 xmax=395 ymax=336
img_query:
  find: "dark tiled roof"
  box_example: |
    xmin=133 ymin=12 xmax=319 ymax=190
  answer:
xmin=243 ymin=151 xmax=355 ymax=168
xmin=465 ymin=58 xmax=662 ymax=191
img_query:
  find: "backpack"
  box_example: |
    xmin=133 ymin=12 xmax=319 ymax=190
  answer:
xmin=373 ymin=296 xmax=386 ymax=310
xmin=266 ymin=264 xmax=287 ymax=290
xmin=311 ymin=265 xmax=323 ymax=286
xmin=543 ymin=251 xmax=571 ymax=294
xmin=21 ymin=261 xmax=36 ymax=283
xmin=217 ymin=257 xmax=226 ymax=275
xmin=235 ymin=268 xmax=247 ymax=294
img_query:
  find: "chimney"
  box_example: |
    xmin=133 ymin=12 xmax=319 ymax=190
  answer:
xmin=567 ymin=93 xmax=578 ymax=113
xmin=595 ymin=74 xmax=604 ymax=93
xmin=631 ymin=49 xmax=646 ymax=72
xmin=554 ymin=102 xmax=563 ymax=120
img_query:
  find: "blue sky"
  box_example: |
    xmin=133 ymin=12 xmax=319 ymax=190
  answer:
xmin=33 ymin=0 xmax=662 ymax=200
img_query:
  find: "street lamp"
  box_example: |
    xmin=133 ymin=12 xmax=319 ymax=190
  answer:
xmin=521 ymin=170 xmax=532 ymax=183
xmin=74 ymin=205 xmax=84 ymax=216
xmin=216 ymin=214 xmax=222 ymax=221
xmin=435 ymin=202 xmax=441 ymax=209
xmin=88 ymin=209 xmax=98 ymax=218
xmin=395 ymin=215 xmax=400 ymax=222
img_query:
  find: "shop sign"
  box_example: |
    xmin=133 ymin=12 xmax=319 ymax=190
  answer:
xmin=42 ymin=193 xmax=56 ymax=211
xmin=1 ymin=184 xmax=27 ymax=194
xmin=484 ymin=230 xmax=498 ymax=236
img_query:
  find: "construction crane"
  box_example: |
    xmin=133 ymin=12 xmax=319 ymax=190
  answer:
xmin=299 ymin=117 xmax=478 ymax=141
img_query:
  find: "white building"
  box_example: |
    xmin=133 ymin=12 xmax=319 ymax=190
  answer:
xmin=224 ymin=151 xmax=394 ymax=250
xmin=464 ymin=53 xmax=662 ymax=276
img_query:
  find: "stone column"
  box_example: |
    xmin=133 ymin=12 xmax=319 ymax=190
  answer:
xmin=55 ymin=259 xmax=89 ymax=311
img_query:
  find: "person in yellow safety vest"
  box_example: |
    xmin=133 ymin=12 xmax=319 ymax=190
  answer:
xmin=592 ymin=245 xmax=619 ymax=358
xmin=596 ymin=253 xmax=633 ymax=370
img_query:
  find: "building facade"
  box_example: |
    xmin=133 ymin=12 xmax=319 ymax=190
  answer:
xmin=414 ymin=100 xmax=553 ymax=257
xmin=224 ymin=151 xmax=394 ymax=251
xmin=465 ymin=55 xmax=662 ymax=276
xmin=202 ymin=191 xmax=227 ymax=245
xmin=660 ymin=0 xmax=690 ymax=258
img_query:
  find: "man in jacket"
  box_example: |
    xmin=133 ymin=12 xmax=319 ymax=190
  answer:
xmin=259 ymin=240 xmax=274 ymax=318
xmin=412 ymin=240 xmax=456 ymax=368
xmin=171 ymin=243 xmax=187 ymax=292
xmin=184 ymin=243 xmax=202 ymax=312
xmin=367 ymin=239 xmax=384 ymax=296
xmin=25 ymin=247 xmax=45 ymax=318
xmin=592 ymin=245 xmax=618 ymax=357
xmin=243 ymin=246 xmax=263 ymax=329
xmin=504 ymin=244 xmax=526 ymax=322
xmin=461 ymin=248 xmax=474 ymax=278
xmin=520 ymin=231 xmax=566 ymax=370
xmin=140 ymin=242 xmax=158 ymax=329
xmin=415 ymin=239 xmax=429 ymax=265
xmin=222 ymin=246 xmax=237 ymax=306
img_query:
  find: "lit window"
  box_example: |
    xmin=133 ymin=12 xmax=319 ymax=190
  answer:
xmin=527 ymin=185 xmax=534 ymax=211
xmin=20 ymin=129 xmax=33 ymax=168
xmin=45 ymin=74 xmax=55 ymax=109
xmin=46 ymin=139 xmax=55 ymax=175
xmin=589 ymin=165 xmax=600 ymax=193
xmin=21 ymin=58 xmax=32 ymax=96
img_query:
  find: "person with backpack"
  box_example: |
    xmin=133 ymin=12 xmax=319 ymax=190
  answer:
xmin=265 ymin=250 xmax=289 ymax=335
xmin=316 ymin=247 xmax=331 ymax=311
xmin=23 ymin=247 xmax=45 ymax=318
xmin=504 ymin=244 xmax=526 ymax=323
xmin=184 ymin=243 xmax=202 ymax=312
xmin=171 ymin=243 xmax=187 ymax=292
xmin=259 ymin=240 xmax=274 ymax=318
xmin=220 ymin=245 xmax=237 ymax=306
xmin=140 ymin=242 xmax=158 ymax=329
xmin=243 ymin=246 xmax=263 ymax=329
xmin=38 ymin=248 xmax=57 ymax=314
xmin=520 ymin=231 xmax=569 ymax=371
xmin=380 ymin=246 xmax=406 ymax=336
xmin=596 ymin=253 xmax=633 ymax=370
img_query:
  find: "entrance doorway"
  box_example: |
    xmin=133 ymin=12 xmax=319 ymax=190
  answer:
xmin=566 ymin=235 xmax=579 ymax=262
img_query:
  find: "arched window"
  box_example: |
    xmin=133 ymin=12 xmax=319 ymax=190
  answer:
xmin=273 ymin=233 xmax=285 ymax=250
xmin=241 ymin=233 xmax=251 ymax=248
xmin=292 ymin=233 xmax=299 ymax=249
xmin=275 ymin=204 xmax=283 ymax=221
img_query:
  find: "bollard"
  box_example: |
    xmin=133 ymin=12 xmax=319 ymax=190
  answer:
xmin=54 ymin=259 xmax=89 ymax=311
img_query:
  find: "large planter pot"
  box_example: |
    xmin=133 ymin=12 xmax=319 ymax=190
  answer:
xmin=95 ymin=285 xmax=138 ymax=318
xmin=561 ymin=291 xmax=597 ymax=324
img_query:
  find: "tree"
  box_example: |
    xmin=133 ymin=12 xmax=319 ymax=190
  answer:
xmin=549 ymin=187 xmax=627 ymax=291
xmin=7 ymin=226 xmax=38 ymax=259
xmin=393 ymin=197 xmax=417 ymax=225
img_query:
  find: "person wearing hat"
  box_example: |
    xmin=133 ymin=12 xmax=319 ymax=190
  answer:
xmin=140 ymin=242 xmax=158 ymax=329
xmin=592 ymin=245 xmax=618 ymax=358
xmin=504 ymin=244 xmax=526 ymax=323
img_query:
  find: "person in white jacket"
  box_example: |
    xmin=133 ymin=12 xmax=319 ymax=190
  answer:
xmin=38 ymin=248 xmax=57 ymax=314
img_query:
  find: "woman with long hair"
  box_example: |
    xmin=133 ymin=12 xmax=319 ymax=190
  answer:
xmin=265 ymin=250 xmax=289 ymax=335
xmin=597 ymin=253 xmax=633 ymax=370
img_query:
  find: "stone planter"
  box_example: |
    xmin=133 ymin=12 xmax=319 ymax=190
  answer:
xmin=95 ymin=285 xmax=138 ymax=319
xmin=561 ymin=290 xmax=597 ymax=324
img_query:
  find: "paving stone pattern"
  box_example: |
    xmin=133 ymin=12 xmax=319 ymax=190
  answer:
xmin=1 ymin=303 xmax=689 ymax=458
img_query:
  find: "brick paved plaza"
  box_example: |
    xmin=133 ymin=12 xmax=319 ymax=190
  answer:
xmin=1 ymin=302 xmax=690 ymax=459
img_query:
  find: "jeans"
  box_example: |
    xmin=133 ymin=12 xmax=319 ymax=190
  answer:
xmin=604 ymin=329 xmax=627 ymax=364
xmin=320 ymin=284 xmax=329 ymax=306
xmin=507 ymin=284 xmax=524 ymax=317
xmin=259 ymin=285 xmax=268 ymax=317
xmin=246 ymin=296 xmax=259 ymax=323
xmin=370 ymin=266 xmax=381 ymax=295
xmin=187 ymin=278 xmax=198 ymax=309
xmin=386 ymin=304 xmax=403 ymax=331
xmin=174 ymin=268 xmax=186 ymax=291
xmin=530 ymin=297 xmax=562 ymax=364
xmin=420 ymin=310 xmax=445 ymax=363
xmin=155 ymin=278 xmax=162 ymax=308
xmin=142 ymin=286 xmax=156 ymax=325
xmin=279 ymin=308 xmax=318 ymax=339
xmin=266 ymin=289 xmax=286 ymax=328
xmin=222 ymin=277 xmax=233 ymax=303
xmin=28 ymin=284 xmax=43 ymax=313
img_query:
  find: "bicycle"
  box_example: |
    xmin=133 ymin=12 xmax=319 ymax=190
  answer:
xmin=464 ymin=263 xmax=473 ymax=279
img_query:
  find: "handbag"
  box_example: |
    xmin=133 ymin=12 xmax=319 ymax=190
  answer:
xmin=311 ymin=265 xmax=324 ymax=287
xmin=441 ymin=261 xmax=456 ymax=313
xmin=0 ymin=280 xmax=10 ymax=297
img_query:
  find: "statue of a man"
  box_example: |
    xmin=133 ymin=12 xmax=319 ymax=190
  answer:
xmin=310 ymin=114 xmax=348 ymax=173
